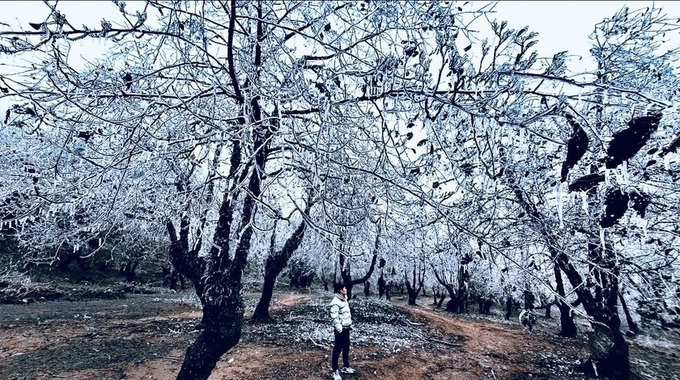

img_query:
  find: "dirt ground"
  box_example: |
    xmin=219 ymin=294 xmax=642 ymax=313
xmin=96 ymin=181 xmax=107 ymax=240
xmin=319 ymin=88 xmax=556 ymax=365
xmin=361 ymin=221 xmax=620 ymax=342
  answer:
xmin=0 ymin=290 xmax=678 ymax=380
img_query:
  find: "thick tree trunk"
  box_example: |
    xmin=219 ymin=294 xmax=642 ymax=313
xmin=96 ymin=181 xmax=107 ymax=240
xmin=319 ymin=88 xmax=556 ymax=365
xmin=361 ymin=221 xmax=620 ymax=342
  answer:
xmin=377 ymin=274 xmax=386 ymax=299
xmin=432 ymin=264 xmax=464 ymax=313
xmin=177 ymin=283 xmax=243 ymax=379
xmin=504 ymin=297 xmax=512 ymax=320
xmin=405 ymin=279 xmax=419 ymax=305
xmin=558 ymin=251 xmax=630 ymax=379
xmin=577 ymin=315 xmax=630 ymax=379
xmin=557 ymin=301 xmax=578 ymax=337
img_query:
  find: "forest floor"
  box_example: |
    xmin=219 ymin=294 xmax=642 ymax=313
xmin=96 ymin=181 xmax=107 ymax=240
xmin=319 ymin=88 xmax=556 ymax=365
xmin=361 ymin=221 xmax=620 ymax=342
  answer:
xmin=0 ymin=285 xmax=678 ymax=380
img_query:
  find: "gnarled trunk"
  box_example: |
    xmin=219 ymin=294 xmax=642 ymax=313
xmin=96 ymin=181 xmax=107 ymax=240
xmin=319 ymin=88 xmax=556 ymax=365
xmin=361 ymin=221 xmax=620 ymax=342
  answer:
xmin=177 ymin=278 xmax=244 ymax=379
xmin=558 ymin=247 xmax=630 ymax=379
xmin=432 ymin=265 xmax=460 ymax=313
xmin=577 ymin=313 xmax=629 ymax=379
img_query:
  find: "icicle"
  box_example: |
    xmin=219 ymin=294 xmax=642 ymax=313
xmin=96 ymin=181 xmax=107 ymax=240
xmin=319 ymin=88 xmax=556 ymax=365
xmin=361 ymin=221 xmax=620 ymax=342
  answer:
xmin=603 ymin=167 xmax=611 ymax=187
xmin=557 ymin=181 xmax=564 ymax=228
xmin=581 ymin=191 xmax=589 ymax=214
xmin=621 ymin=161 xmax=629 ymax=185
xmin=641 ymin=217 xmax=648 ymax=240
xmin=600 ymin=228 xmax=606 ymax=250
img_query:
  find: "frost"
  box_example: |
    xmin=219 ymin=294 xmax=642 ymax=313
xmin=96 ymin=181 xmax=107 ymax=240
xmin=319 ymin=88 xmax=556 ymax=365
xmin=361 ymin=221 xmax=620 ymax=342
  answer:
xmin=581 ymin=192 xmax=589 ymax=214
xmin=640 ymin=217 xmax=648 ymax=239
xmin=614 ymin=162 xmax=629 ymax=186
xmin=245 ymin=296 xmax=435 ymax=353
xmin=556 ymin=182 xmax=564 ymax=228
xmin=634 ymin=334 xmax=679 ymax=351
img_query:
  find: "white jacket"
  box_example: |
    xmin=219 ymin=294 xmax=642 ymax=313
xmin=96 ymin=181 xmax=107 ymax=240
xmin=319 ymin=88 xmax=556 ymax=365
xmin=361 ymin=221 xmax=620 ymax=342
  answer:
xmin=330 ymin=293 xmax=353 ymax=332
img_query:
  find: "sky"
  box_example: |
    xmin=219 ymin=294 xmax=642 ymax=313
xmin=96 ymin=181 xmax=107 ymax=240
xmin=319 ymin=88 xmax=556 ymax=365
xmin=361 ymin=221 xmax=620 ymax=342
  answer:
xmin=1 ymin=1 xmax=679 ymax=76
xmin=489 ymin=1 xmax=680 ymax=72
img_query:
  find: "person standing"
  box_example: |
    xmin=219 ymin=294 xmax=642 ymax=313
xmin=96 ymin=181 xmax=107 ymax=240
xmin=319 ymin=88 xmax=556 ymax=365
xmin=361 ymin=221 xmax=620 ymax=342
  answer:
xmin=329 ymin=283 xmax=356 ymax=379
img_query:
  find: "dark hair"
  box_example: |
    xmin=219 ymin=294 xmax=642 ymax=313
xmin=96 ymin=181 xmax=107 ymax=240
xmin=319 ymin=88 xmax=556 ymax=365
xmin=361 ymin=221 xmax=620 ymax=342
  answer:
xmin=334 ymin=282 xmax=346 ymax=294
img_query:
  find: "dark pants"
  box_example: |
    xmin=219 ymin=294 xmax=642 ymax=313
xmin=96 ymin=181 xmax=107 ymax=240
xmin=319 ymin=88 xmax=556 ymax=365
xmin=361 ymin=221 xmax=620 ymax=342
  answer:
xmin=332 ymin=328 xmax=351 ymax=371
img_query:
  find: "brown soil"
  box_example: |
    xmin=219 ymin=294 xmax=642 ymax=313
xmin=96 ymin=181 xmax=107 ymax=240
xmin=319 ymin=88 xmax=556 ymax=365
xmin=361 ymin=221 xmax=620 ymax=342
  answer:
xmin=0 ymin=291 xmax=677 ymax=380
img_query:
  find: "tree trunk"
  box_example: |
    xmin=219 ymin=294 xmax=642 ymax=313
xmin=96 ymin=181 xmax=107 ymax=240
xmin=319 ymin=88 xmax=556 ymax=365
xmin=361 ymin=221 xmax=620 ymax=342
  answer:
xmin=405 ymin=280 xmax=418 ymax=305
xmin=177 ymin=282 xmax=243 ymax=379
xmin=558 ymin=248 xmax=630 ymax=379
xmin=557 ymin=301 xmax=578 ymax=338
xmin=554 ymin=266 xmax=577 ymax=337
xmin=577 ymin=315 xmax=630 ymax=379
xmin=505 ymin=297 xmax=512 ymax=320
xmin=378 ymin=274 xmax=386 ymax=299
xmin=432 ymin=266 xmax=460 ymax=313
xmin=619 ymin=291 xmax=639 ymax=335
xmin=457 ymin=255 xmax=472 ymax=313
xmin=252 ymin=214 xmax=308 ymax=321
xmin=120 ymin=260 xmax=139 ymax=282
xmin=436 ymin=292 xmax=446 ymax=308
xmin=405 ymin=257 xmax=425 ymax=305
xmin=252 ymin=272 xmax=277 ymax=321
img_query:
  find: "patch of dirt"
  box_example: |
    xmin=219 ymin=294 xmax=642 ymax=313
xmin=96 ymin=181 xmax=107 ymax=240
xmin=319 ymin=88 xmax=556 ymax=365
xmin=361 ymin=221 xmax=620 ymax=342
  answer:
xmin=0 ymin=290 xmax=678 ymax=380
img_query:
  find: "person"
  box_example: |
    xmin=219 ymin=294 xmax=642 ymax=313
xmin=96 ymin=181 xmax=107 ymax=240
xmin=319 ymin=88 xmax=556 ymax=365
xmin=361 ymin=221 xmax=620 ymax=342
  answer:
xmin=519 ymin=308 xmax=538 ymax=332
xmin=329 ymin=282 xmax=356 ymax=379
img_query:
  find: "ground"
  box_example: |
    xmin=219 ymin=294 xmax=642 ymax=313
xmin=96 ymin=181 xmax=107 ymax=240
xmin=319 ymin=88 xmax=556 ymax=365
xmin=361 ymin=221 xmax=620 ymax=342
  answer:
xmin=0 ymin=288 xmax=678 ymax=380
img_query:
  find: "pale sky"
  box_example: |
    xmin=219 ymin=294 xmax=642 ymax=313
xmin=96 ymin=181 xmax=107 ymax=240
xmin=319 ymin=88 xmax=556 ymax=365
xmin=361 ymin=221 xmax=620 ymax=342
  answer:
xmin=1 ymin=1 xmax=679 ymax=74
xmin=490 ymin=1 xmax=680 ymax=72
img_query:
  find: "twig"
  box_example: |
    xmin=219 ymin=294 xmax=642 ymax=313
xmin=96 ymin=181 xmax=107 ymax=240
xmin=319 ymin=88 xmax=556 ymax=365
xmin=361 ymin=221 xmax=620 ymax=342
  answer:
xmin=308 ymin=337 xmax=329 ymax=349
xmin=427 ymin=337 xmax=462 ymax=347
xmin=400 ymin=317 xmax=425 ymax=326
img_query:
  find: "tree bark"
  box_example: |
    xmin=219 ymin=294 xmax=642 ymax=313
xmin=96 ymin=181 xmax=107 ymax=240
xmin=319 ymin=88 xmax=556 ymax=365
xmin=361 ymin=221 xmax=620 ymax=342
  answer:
xmin=405 ymin=258 xmax=425 ymax=305
xmin=619 ymin=291 xmax=639 ymax=335
xmin=176 ymin=278 xmax=244 ymax=379
xmin=432 ymin=266 xmax=460 ymax=313
xmin=252 ymin=210 xmax=309 ymax=321
xmin=554 ymin=266 xmax=577 ymax=337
